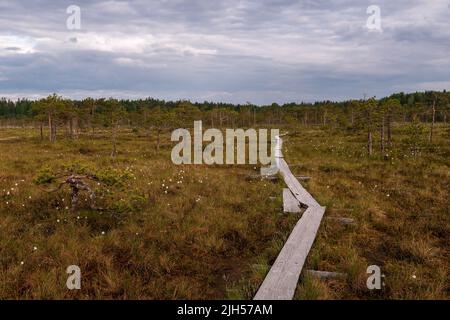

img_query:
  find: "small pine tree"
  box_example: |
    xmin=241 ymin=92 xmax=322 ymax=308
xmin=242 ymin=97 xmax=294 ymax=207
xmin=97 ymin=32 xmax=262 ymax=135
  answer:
xmin=405 ymin=116 xmax=425 ymax=158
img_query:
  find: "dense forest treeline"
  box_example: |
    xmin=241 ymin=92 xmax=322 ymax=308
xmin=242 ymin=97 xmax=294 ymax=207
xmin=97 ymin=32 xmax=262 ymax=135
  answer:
xmin=1 ymin=91 xmax=448 ymax=124
xmin=0 ymin=90 xmax=448 ymax=156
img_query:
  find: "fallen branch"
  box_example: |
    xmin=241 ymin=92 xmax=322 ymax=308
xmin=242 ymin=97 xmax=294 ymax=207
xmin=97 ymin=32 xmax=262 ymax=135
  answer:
xmin=42 ymin=173 xmax=102 ymax=212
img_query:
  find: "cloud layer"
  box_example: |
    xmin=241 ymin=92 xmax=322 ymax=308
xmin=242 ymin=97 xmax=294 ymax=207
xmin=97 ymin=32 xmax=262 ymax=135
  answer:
xmin=0 ymin=0 xmax=449 ymax=104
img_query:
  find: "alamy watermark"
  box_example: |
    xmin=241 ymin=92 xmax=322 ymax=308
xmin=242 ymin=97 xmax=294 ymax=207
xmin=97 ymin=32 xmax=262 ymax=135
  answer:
xmin=366 ymin=265 xmax=385 ymax=290
xmin=65 ymin=4 xmax=382 ymax=33
xmin=66 ymin=265 xmax=81 ymax=290
xmin=366 ymin=5 xmax=382 ymax=32
xmin=66 ymin=5 xmax=81 ymax=30
xmin=171 ymin=121 xmax=279 ymax=169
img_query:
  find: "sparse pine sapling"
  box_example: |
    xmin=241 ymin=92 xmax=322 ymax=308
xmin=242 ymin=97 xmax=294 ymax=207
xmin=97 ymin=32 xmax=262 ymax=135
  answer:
xmin=404 ymin=115 xmax=425 ymax=158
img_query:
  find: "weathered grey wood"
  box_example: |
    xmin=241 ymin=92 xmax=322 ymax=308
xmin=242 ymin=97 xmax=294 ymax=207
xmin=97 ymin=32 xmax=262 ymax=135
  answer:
xmin=277 ymin=158 xmax=319 ymax=208
xmin=254 ymin=205 xmax=326 ymax=300
xmin=247 ymin=174 xmax=278 ymax=181
xmin=254 ymin=135 xmax=326 ymax=300
xmin=260 ymin=164 xmax=280 ymax=177
xmin=295 ymin=176 xmax=311 ymax=181
xmin=305 ymin=270 xmax=347 ymax=280
xmin=325 ymin=216 xmax=356 ymax=225
xmin=283 ymin=188 xmax=301 ymax=213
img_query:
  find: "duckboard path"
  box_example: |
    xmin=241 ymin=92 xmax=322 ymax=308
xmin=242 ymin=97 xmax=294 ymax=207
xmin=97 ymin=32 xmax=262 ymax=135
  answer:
xmin=254 ymin=136 xmax=326 ymax=300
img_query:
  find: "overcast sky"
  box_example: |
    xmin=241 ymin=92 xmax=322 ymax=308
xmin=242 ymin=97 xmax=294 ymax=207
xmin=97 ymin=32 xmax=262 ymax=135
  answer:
xmin=0 ymin=0 xmax=449 ymax=104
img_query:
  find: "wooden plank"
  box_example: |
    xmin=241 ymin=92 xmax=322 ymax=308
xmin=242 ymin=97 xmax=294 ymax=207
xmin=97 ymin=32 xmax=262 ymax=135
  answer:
xmin=295 ymin=176 xmax=311 ymax=181
xmin=254 ymin=205 xmax=326 ymax=300
xmin=325 ymin=216 xmax=356 ymax=225
xmin=247 ymin=174 xmax=278 ymax=181
xmin=254 ymin=135 xmax=326 ymax=300
xmin=277 ymin=158 xmax=319 ymax=208
xmin=260 ymin=164 xmax=280 ymax=177
xmin=305 ymin=270 xmax=347 ymax=280
xmin=283 ymin=188 xmax=301 ymax=213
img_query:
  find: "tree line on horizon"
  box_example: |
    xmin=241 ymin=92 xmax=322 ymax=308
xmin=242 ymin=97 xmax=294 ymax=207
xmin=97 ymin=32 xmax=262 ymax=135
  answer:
xmin=0 ymin=90 xmax=448 ymax=156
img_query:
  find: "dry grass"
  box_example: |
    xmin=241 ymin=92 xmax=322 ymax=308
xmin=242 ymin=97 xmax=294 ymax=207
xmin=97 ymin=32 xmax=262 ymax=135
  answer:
xmin=0 ymin=127 xmax=297 ymax=299
xmin=289 ymin=124 xmax=449 ymax=299
xmin=0 ymin=124 xmax=448 ymax=299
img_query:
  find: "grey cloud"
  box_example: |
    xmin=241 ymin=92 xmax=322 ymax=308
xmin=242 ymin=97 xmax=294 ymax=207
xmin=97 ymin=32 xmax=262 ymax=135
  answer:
xmin=0 ymin=0 xmax=449 ymax=103
xmin=4 ymin=47 xmax=21 ymax=51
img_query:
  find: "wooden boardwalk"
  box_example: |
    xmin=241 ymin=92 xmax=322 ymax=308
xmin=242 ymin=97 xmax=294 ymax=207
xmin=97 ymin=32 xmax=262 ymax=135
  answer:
xmin=282 ymin=188 xmax=302 ymax=213
xmin=254 ymin=136 xmax=326 ymax=300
